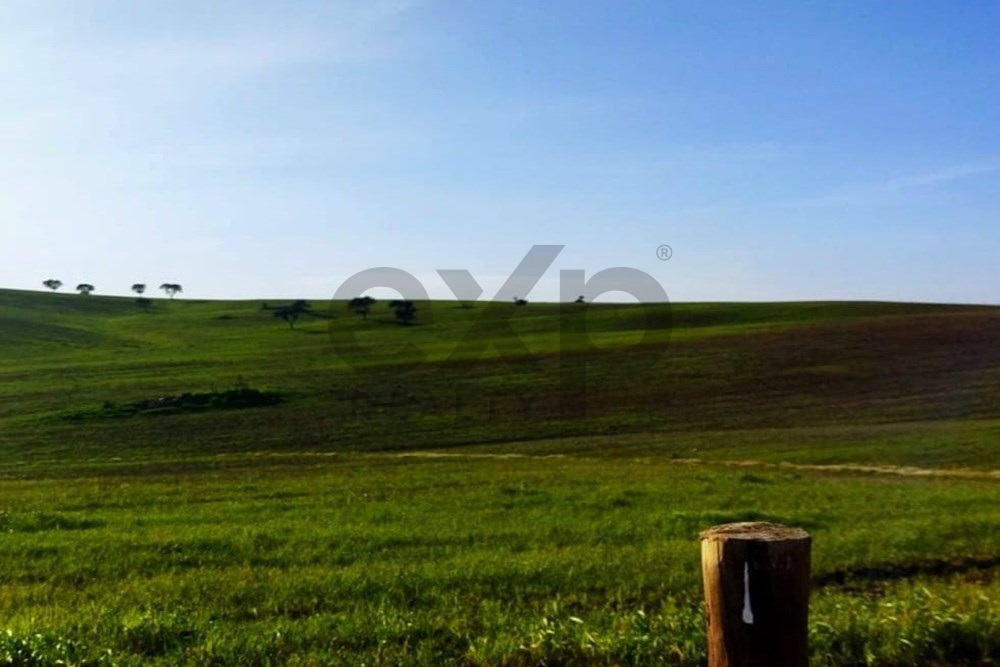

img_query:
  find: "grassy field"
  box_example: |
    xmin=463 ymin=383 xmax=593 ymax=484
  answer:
xmin=1 ymin=288 xmax=998 ymax=665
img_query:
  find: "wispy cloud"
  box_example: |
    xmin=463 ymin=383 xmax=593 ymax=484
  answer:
xmin=774 ymin=159 xmax=1000 ymax=210
xmin=0 ymin=0 xmax=424 ymax=81
xmin=881 ymin=161 xmax=1000 ymax=189
xmin=0 ymin=0 xmax=430 ymax=172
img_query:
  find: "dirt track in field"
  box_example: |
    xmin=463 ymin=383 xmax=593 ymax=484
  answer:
xmin=382 ymin=450 xmax=1000 ymax=480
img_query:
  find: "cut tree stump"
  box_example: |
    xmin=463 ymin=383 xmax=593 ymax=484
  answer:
xmin=700 ymin=522 xmax=811 ymax=667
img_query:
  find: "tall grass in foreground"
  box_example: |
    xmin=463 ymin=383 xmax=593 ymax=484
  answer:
xmin=1 ymin=577 xmax=996 ymax=665
xmin=0 ymin=455 xmax=996 ymax=665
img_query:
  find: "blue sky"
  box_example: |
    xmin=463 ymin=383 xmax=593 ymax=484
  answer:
xmin=2 ymin=1 xmax=998 ymax=302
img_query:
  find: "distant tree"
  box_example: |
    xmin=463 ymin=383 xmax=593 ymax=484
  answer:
xmin=273 ymin=307 xmax=299 ymax=329
xmin=76 ymin=283 xmax=95 ymax=295
xmin=273 ymin=300 xmax=312 ymax=329
xmin=159 ymin=283 xmax=183 ymax=299
xmin=389 ymin=299 xmax=417 ymax=325
xmin=348 ymin=296 xmax=376 ymax=320
xmin=132 ymin=283 xmax=146 ymax=296
xmin=574 ymin=295 xmax=585 ymax=304
xmin=42 ymin=279 xmax=62 ymax=292
xmin=514 ymin=296 xmax=528 ymax=306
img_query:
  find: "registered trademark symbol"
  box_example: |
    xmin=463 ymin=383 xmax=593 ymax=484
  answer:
xmin=656 ymin=245 xmax=673 ymax=261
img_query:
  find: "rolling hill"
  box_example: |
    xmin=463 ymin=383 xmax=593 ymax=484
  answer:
xmin=1 ymin=288 xmax=998 ymax=472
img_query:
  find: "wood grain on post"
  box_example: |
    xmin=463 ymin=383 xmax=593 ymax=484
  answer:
xmin=700 ymin=522 xmax=811 ymax=667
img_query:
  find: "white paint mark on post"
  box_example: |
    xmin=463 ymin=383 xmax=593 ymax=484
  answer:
xmin=742 ymin=562 xmax=754 ymax=624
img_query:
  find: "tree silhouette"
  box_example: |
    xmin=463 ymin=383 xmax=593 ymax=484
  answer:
xmin=42 ymin=279 xmax=62 ymax=292
xmin=76 ymin=283 xmax=95 ymax=295
xmin=132 ymin=283 xmax=146 ymax=296
xmin=274 ymin=300 xmax=312 ymax=329
xmin=348 ymin=296 xmax=376 ymax=320
xmin=574 ymin=295 xmax=585 ymax=304
xmin=514 ymin=296 xmax=528 ymax=306
xmin=389 ymin=299 xmax=417 ymax=325
xmin=159 ymin=283 xmax=183 ymax=299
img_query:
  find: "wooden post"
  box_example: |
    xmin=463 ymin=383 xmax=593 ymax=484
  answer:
xmin=700 ymin=522 xmax=811 ymax=667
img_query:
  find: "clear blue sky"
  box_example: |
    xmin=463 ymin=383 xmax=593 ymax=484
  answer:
xmin=2 ymin=1 xmax=998 ymax=302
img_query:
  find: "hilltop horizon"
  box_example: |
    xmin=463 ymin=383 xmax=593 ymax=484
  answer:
xmin=6 ymin=284 xmax=1000 ymax=308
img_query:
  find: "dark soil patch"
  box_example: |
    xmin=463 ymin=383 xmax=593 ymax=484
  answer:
xmin=64 ymin=388 xmax=285 ymax=420
xmin=816 ymin=555 xmax=1000 ymax=593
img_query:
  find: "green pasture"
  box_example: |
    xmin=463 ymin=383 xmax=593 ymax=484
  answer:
xmin=0 ymin=288 xmax=997 ymax=664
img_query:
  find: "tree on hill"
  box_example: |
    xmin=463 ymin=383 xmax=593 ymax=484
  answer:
xmin=389 ymin=299 xmax=417 ymax=325
xmin=274 ymin=300 xmax=312 ymax=329
xmin=514 ymin=296 xmax=528 ymax=306
xmin=159 ymin=283 xmax=183 ymax=299
xmin=132 ymin=283 xmax=146 ymax=296
xmin=574 ymin=295 xmax=585 ymax=304
xmin=76 ymin=283 xmax=95 ymax=295
xmin=348 ymin=296 xmax=376 ymax=320
xmin=42 ymin=279 xmax=62 ymax=291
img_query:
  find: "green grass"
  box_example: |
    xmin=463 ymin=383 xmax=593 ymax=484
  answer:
xmin=0 ymin=454 xmax=997 ymax=665
xmin=1 ymin=288 xmax=998 ymax=664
